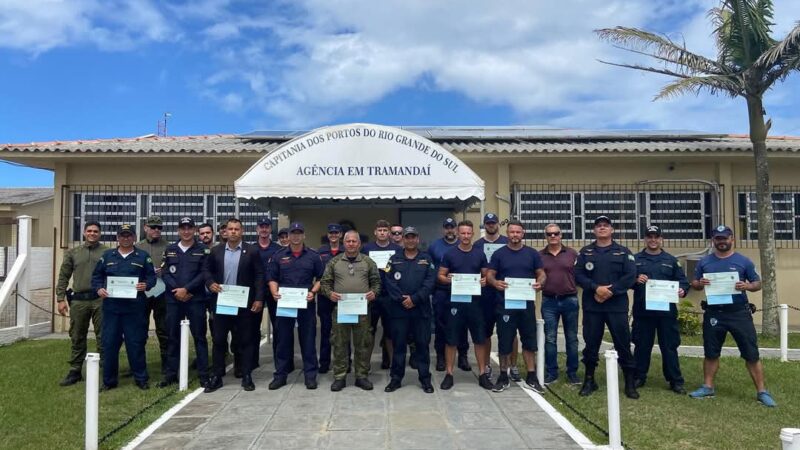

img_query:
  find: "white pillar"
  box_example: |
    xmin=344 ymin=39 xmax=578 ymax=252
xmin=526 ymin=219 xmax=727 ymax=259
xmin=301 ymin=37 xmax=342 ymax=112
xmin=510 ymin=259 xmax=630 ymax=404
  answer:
xmin=536 ymin=319 xmax=545 ymax=387
xmin=780 ymin=304 xmax=789 ymax=363
xmin=85 ymin=352 xmax=100 ymax=450
xmin=179 ymin=319 xmax=190 ymax=391
xmin=16 ymin=215 xmax=32 ymax=338
xmin=605 ymin=349 xmax=622 ymax=450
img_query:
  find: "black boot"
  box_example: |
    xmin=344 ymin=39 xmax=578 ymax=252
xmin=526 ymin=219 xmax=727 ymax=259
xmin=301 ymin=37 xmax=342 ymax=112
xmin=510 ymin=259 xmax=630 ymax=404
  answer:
xmin=579 ymin=375 xmax=598 ymax=397
xmin=624 ymin=372 xmax=640 ymax=399
xmin=435 ymin=353 xmax=446 ymax=372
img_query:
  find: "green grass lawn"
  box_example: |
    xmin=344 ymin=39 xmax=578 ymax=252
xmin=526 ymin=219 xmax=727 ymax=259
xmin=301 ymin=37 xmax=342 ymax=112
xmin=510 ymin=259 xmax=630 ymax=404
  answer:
xmin=531 ymin=355 xmax=800 ymax=450
xmin=0 ymin=339 xmax=202 ymax=450
xmin=677 ymin=332 xmax=800 ymax=348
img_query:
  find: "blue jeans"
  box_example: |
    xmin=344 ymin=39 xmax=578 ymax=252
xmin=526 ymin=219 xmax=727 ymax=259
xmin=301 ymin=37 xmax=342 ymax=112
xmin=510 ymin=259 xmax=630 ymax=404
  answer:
xmin=542 ymin=295 xmax=579 ymax=379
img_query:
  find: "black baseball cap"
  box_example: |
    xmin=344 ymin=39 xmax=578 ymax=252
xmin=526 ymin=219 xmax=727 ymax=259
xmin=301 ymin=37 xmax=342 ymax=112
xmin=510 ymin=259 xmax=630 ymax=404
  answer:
xmin=442 ymin=218 xmax=456 ymax=228
xmin=483 ymin=213 xmax=499 ymax=224
xmin=645 ymin=225 xmax=661 ymax=236
xmin=403 ymin=226 xmax=419 ymax=237
xmin=289 ymin=222 xmax=304 ymax=233
xmin=327 ymin=223 xmax=342 ymax=233
xmin=277 ymin=227 xmax=289 ymax=236
xmin=594 ymin=215 xmax=612 ymax=226
xmin=258 ymin=217 xmax=272 ymax=226
xmin=178 ymin=217 xmax=195 ymax=227
xmin=117 ymin=224 xmax=135 ymax=235
xmin=711 ymin=225 xmax=733 ymax=238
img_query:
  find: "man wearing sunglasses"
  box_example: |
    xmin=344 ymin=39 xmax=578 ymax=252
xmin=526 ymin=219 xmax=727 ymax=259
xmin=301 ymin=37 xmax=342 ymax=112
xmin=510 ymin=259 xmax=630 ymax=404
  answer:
xmin=138 ymin=215 xmax=169 ymax=372
xmin=389 ymin=224 xmax=405 ymax=245
xmin=540 ymin=223 xmax=580 ymax=386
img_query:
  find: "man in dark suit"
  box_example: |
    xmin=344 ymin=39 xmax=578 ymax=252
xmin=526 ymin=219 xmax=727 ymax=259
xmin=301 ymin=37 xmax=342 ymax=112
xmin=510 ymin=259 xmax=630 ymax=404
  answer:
xmin=203 ymin=218 xmax=266 ymax=393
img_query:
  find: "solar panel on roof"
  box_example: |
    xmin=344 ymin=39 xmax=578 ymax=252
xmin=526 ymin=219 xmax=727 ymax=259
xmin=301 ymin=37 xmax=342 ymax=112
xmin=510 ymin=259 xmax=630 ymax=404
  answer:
xmin=237 ymin=130 xmax=306 ymax=139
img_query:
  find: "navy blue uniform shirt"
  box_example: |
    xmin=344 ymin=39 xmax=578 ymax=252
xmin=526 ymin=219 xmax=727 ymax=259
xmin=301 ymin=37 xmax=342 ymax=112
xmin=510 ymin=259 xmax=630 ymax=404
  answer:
xmin=574 ymin=240 xmax=636 ymax=313
xmin=488 ymin=244 xmax=543 ymax=310
xmin=162 ymin=240 xmax=209 ymax=303
xmin=268 ymin=246 xmax=324 ymax=289
xmin=256 ymin=240 xmax=282 ymax=300
xmin=92 ymin=246 xmax=157 ymax=303
xmin=694 ymin=252 xmax=759 ymax=305
xmin=385 ymin=250 xmax=436 ymax=318
xmin=632 ymin=250 xmax=689 ymax=317
xmin=440 ymin=245 xmax=488 ymax=306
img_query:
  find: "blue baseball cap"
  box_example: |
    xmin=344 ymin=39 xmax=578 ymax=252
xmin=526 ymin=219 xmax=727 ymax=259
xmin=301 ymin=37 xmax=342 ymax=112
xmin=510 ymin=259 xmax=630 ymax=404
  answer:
xmin=442 ymin=218 xmax=456 ymax=228
xmin=594 ymin=215 xmax=612 ymax=226
xmin=483 ymin=213 xmax=499 ymax=224
xmin=289 ymin=222 xmax=304 ymax=233
xmin=711 ymin=225 xmax=733 ymax=238
xmin=327 ymin=223 xmax=342 ymax=233
xmin=258 ymin=217 xmax=272 ymax=226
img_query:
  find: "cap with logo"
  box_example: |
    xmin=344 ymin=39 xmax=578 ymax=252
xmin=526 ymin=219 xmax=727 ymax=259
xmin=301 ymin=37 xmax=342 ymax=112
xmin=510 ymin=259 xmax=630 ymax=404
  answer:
xmin=593 ymin=215 xmax=612 ymax=226
xmin=483 ymin=213 xmax=499 ymax=224
xmin=645 ymin=225 xmax=661 ymax=236
xmin=711 ymin=225 xmax=733 ymax=238
xmin=117 ymin=224 xmax=135 ymax=235
xmin=403 ymin=226 xmax=419 ymax=237
xmin=442 ymin=218 xmax=457 ymax=228
xmin=145 ymin=215 xmax=163 ymax=226
xmin=278 ymin=227 xmax=289 ymax=236
xmin=327 ymin=223 xmax=342 ymax=233
xmin=289 ymin=222 xmax=305 ymax=233
xmin=258 ymin=217 xmax=272 ymax=226
xmin=179 ymin=217 xmax=195 ymax=227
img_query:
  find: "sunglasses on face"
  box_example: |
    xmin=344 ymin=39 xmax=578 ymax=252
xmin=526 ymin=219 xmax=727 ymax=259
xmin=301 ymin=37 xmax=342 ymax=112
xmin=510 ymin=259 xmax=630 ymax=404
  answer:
xmin=149 ymin=226 xmax=163 ymax=230
xmin=390 ymin=231 xmax=403 ymax=235
xmin=546 ymin=232 xmax=561 ymax=237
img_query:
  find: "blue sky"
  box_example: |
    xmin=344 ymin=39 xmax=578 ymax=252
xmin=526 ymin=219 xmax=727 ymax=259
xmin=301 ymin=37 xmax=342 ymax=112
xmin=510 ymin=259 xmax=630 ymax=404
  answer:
xmin=1 ymin=0 xmax=799 ymax=187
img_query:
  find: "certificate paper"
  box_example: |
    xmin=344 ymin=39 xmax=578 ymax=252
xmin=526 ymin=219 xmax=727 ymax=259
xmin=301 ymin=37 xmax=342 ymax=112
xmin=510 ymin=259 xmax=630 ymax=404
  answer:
xmin=217 ymin=284 xmax=249 ymax=308
xmin=279 ymin=287 xmax=308 ymax=309
xmin=337 ymin=310 xmax=359 ymax=324
xmin=369 ymin=250 xmax=395 ymax=270
xmin=483 ymin=244 xmax=505 ymax=262
xmin=645 ymin=280 xmax=679 ymax=303
xmin=505 ymin=278 xmax=536 ymax=301
xmin=338 ymin=293 xmax=368 ymax=315
xmin=276 ymin=307 xmax=298 ymax=318
xmin=216 ymin=305 xmax=239 ymax=316
xmin=450 ymin=294 xmax=472 ymax=303
xmin=704 ymin=272 xmax=739 ymax=296
xmin=146 ymin=278 xmax=165 ymax=298
xmin=451 ymin=273 xmax=481 ymax=296
xmin=505 ymin=299 xmax=527 ymax=310
xmin=107 ymin=276 xmax=138 ymax=299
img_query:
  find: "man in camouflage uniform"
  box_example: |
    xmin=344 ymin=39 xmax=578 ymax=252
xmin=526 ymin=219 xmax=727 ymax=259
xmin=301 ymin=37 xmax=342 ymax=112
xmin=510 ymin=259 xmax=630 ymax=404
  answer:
xmin=137 ymin=215 xmax=169 ymax=370
xmin=319 ymin=230 xmax=381 ymax=391
xmin=56 ymin=221 xmax=108 ymax=386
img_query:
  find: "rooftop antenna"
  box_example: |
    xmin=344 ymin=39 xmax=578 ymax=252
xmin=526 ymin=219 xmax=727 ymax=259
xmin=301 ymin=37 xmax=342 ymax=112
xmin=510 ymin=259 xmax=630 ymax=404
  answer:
xmin=157 ymin=112 xmax=172 ymax=137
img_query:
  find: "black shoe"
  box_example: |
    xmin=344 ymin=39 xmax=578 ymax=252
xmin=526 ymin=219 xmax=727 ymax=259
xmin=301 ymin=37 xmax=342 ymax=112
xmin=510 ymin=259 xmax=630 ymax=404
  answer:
xmin=199 ymin=378 xmax=210 ymax=389
xmin=234 ymin=367 xmax=243 ymax=379
xmin=457 ymin=354 xmax=471 ymax=371
xmin=318 ymin=365 xmax=330 ymax=374
xmin=241 ymin=374 xmax=255 ymax=391
xmin=157 ymin=377 xmax=178 ymax=388
xmin=436 ymin=354 xmax=445 ymax=372
xmin=670 ymin=383 xmax=687 ymax=395
xmin=305 ymin=378 xmax=318 ymax=390
xmin=135 ymin=380 xmax=150 ymax=390
xmin=100 ymin=384 xmax=117 ymax=392
xmin=268 ymin=378 xmax=287 ymax=390
xmin=355 ymin=378 xmax=373 ymax=391
xmin=579 ymin=376 xmax=598 ymax=397
xmin=421 ymin=382 xmax=434 ymax=394
xmin=59 ymin=370 xmax=83 ymax=386
xmin=385 ymin=380 xmax=402 ymax=392
xmin=478 ymin=373 xmax=493 ymax=390
xmin=440 ymin=374 xmax=454 ymax=390
xmin=331 ymin=379 xmax=346 ymax=392
xmin=381 ymin=359 xmax=391 ymax=370
xmin=492 ymin=373 xmax=510 ymax=392
xmin=623 ymin=373 xmax=640 ymax=400
xmin=204 ymin=376 xmax=223 ymax=393
xmin=634 ymin=378 xmax=646 ymax=388
xmin=524 ymin=374 xmax=545 ymax=394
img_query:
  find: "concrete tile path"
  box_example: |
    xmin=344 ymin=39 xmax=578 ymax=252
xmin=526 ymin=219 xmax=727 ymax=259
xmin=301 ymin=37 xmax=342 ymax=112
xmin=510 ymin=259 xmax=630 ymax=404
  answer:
xmin=135 ymin=342 xmax=581 ymax=449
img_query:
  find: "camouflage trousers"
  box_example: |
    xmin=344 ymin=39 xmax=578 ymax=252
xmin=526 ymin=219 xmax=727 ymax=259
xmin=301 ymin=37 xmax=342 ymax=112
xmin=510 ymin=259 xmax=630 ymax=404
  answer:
xmin=332 ymin=310 xmax=373 ymax=380
xmin=68 ymin=298 xmax=103 ymax=372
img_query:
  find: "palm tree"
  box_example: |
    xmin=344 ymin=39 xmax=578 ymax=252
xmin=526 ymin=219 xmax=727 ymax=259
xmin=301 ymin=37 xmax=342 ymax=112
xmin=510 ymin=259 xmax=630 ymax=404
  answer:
xmin=596 ymin=0 xmax=799 ymax=335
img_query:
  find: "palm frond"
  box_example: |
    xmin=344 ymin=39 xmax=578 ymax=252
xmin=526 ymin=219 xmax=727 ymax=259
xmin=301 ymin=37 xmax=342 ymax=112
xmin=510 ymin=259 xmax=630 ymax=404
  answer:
xmin=595 ymin=27 xmax=727 ymax=74
xmin=716 ymin=0 xmax=777 ymax=67
xmin=755 ymin=22 xmax=800 ymax=68
xmin=656 ymin=75 xmax=745 ymax=100
xmin=762 ymin=54 xmax=800 ymax=88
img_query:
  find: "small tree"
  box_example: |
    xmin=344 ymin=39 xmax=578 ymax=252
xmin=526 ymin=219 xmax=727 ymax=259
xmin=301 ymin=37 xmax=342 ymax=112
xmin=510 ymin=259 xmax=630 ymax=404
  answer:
xmin=597 ymin=0 xmax=799 ymax=335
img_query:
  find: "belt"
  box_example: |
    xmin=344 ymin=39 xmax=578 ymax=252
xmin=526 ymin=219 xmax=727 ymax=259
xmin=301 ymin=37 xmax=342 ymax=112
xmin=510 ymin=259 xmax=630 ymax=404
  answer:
xmin=704 ymin=303 xmax=748 ymax=313
xmin=543 ymin=293 xmax=577 ymax=300
xmin=72 ymin=291 xmax=99 ymax=301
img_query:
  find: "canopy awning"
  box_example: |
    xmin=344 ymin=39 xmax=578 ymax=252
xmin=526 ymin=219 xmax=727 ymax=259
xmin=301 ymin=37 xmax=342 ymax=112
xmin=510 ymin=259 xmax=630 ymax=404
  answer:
xmin=235 ymin=123 xmax=485 ymax=211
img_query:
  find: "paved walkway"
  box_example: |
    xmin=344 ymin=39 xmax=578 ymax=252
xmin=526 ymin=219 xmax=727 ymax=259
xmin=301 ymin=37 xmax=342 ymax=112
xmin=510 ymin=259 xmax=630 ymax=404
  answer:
xmin=135 ymin=343 xmax=581 ymax=450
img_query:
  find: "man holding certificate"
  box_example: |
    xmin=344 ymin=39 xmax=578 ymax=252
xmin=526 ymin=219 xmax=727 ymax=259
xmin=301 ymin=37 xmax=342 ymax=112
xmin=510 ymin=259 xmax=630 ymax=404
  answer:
xmin=91 ymin=224 xmax=157 ymax=390
xmin=631 ymin=226 xmax=689 ymax=394
xmin=203 ymin=218 xmax=266 ymax=393
xmin=688 ymin=225 xmax=776 ymax=407
xmin=268 ymin=222 xmax=324 ymax=390
xmin=475 ymin=213 xmax=510 ymax=380
xmin=486 ymin=220 xmax=546 ymax=393
xmin=437 ymin=220 xmax=493 ymax=391
xmin=320 ymin=230 xmax=381 ymax=391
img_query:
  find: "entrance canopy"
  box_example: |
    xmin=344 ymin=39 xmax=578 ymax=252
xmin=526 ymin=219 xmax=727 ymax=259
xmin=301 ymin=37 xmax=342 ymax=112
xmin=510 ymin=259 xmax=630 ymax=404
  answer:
xmin=235 ymin=123 xmax=484 ymax=211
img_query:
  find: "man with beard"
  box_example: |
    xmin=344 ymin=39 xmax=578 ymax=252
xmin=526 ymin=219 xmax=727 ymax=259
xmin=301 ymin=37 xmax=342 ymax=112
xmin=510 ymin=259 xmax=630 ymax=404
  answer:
xmin=688 ymin=225 xmax=776 ymax=407
xmin=474 ymin=213 xmax=509 ymax=380
xmin=428 ymin=218 xmax=470 ymax=372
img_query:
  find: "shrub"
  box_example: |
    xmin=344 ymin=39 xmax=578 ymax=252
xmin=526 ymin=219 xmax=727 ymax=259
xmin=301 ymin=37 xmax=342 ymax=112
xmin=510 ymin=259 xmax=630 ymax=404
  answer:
xmin=678 ymin=299 xmax=701 ymax=336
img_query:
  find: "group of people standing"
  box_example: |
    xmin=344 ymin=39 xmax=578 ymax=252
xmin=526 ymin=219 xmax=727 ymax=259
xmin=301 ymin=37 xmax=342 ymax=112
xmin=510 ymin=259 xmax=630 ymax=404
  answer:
xmin=55 ymin=212 xmax=776 ymax=407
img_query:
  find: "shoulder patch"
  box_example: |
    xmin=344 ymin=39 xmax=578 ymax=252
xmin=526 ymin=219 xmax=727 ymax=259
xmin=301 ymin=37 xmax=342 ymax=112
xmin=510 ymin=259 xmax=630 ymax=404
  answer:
xmin=204 ymin=248 xmax=211 ymax=254
xmin=676 ymin=261 xmax=682 ymax=268
xmin=627 ymin=254 xmax=635 ymax=261
xmin=146 ymin=257 xmax=153 ymax=263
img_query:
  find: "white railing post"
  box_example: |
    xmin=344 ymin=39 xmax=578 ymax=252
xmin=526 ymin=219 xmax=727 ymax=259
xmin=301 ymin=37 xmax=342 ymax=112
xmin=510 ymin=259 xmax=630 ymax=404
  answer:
xmin=536 ymin=319 xmax=545 ymax=387
xmin=16 ymin=215 xmax=32 ymax=338
xmin=179 ymin=319 xmax=190 ymax=391
xmin=780 ymin=304 xmax=789 ymax=362
xmin=85 ymin=352 xmax=100 ymax=450
xmin=605 ymin=349 xmax=622 ymax=450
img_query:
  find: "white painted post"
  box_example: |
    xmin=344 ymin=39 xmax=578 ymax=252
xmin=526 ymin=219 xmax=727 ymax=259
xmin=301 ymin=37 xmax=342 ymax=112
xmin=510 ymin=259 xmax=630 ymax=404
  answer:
xmin=536 ymin=319 xmax=545 ymax=387
xmin=605 ymin=349 xmax=622 ymax=450
xmin=16 ymin=215 xmax=32 ymax=338
xmin=179 ymin=319 xmax=190 ymax=391
xmin=85 ymin=352 xmax=100 ymax=450
xmin=780 ymin=304 xmax=789 ymax=362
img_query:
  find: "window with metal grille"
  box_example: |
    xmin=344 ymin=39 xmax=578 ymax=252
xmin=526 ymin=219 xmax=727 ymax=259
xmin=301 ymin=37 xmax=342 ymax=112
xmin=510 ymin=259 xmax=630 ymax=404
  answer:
xmin=736 ymin=191 xmax=798 ymax=241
